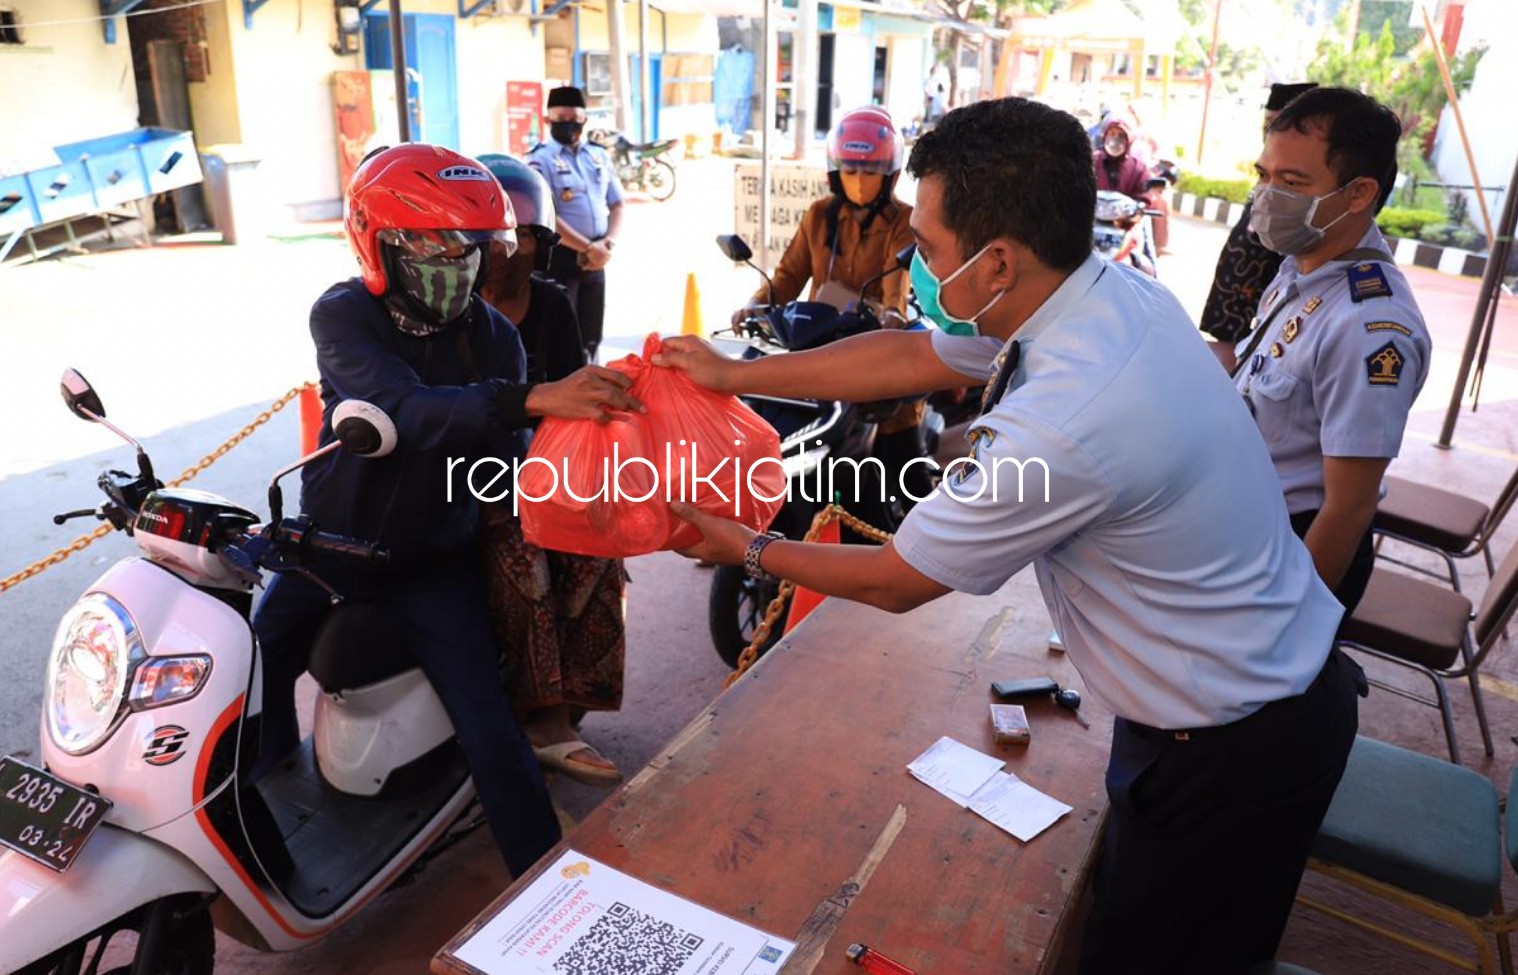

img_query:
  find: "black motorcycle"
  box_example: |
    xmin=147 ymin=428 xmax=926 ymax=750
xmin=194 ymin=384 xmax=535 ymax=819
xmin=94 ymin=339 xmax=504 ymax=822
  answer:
xmin=706 ymin=234 xmax=932 ymax=667
xmin=588 ymin=129 xmax=678 ymax=201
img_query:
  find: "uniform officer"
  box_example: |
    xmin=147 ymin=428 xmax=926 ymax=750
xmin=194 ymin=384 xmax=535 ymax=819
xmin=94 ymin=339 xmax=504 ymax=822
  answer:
xmin=1218 ymin=87 xmax=1431 ymax=615
xmin=526 ymin=85 xmax=625 ymax=360
xmin=1199 ymin=81 xmax=1318 ymax=343
xmin=656 ymin=97 xmax=1360 ymax=975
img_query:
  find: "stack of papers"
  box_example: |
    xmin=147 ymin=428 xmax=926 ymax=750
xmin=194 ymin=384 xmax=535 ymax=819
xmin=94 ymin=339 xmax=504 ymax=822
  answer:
xmin=906 ymin=736 xmax=1072 ymax=842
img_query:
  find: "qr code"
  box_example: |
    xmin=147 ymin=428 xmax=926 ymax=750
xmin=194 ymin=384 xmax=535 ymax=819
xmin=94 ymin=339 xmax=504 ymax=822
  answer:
xmin=553 ymin=901 xmax=704 ymax=975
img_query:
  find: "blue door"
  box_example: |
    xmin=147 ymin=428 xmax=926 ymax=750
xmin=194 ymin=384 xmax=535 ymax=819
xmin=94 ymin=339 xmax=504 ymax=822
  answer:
xmin=628 ymin=53 xmax=663 ymax=142
xmin=363 ymin=13 xmax=460 ymax=149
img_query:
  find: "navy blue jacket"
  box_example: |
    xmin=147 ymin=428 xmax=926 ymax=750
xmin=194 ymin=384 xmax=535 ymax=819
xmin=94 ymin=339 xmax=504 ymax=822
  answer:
xmin=299 ymin=278 xmax=533 ymax=565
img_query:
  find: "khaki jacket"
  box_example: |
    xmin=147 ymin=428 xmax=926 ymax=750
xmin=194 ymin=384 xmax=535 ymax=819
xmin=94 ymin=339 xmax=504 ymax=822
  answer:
xmin=753 ymin=195 xmax=914 ymax=314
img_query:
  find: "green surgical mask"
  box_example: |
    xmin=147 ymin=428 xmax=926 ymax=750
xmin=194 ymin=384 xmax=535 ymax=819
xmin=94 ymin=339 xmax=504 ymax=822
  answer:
xmin=909 ymin=244 xmax=1006 ymax=338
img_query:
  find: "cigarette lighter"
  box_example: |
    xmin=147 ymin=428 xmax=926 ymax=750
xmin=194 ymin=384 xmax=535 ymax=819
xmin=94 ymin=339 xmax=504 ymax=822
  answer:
xmin=845 ymin=942 xmax=916 ymax=975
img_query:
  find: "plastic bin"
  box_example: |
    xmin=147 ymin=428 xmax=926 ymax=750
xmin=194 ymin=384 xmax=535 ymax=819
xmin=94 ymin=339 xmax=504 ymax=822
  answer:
xmin=0 ymin=174 xmax=42 ymax=236
xmin=53 ymin=127 xmax=202 ymax=205
xmin=199 ymin=144 xmax=265 ymax=245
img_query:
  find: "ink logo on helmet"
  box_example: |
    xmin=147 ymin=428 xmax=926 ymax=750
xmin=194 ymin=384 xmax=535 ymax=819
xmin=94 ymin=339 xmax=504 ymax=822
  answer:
xmin=143 ymin=725 xmax=191 ymax=767
xmin=842 ymin=141 xmax=875 ymax=153
xmin=437 ymin=165 xmax=492 ymax=182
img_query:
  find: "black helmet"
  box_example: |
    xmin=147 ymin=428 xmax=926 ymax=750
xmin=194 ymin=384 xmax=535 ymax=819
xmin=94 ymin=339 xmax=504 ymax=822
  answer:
xmin=478 ymin=153 xmax=560 ymax=270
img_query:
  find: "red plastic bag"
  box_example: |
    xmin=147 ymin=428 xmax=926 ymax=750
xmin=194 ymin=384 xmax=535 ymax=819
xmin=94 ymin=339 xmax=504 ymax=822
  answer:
xmin=517 ymin=334 xmax=786 ymax=558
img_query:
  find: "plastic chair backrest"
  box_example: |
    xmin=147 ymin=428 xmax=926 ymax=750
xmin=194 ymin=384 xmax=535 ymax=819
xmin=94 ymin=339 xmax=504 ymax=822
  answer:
xmin=1474 ymin=540 xmax=1518 ymax=649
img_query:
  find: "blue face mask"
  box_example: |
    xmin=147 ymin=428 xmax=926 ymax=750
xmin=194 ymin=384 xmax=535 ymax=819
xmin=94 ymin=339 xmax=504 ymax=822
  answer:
xmin=909 ymin=244 xmax=1006 ymax=337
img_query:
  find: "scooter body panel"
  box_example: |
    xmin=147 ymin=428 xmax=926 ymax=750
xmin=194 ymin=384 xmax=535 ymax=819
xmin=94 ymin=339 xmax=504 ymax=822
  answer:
xmin=313 ymin=670 xmax=453 ymax=796
xmin=0 ymin=826 xmax=215 ymax=972
xmin=39 ymin=557 xmax=255 ymax=835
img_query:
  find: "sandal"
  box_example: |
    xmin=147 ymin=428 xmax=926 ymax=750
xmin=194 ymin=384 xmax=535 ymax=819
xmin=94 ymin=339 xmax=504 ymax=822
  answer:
xmin=533 ymin=740 xmax=624 ymax=788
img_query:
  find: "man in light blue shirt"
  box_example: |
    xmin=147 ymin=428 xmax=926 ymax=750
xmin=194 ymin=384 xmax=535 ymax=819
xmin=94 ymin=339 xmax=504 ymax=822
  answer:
xmin=657 ymin=98 xmax=1360 ymax=974
xmin=526 ymin=86 xmax=625 ymax=360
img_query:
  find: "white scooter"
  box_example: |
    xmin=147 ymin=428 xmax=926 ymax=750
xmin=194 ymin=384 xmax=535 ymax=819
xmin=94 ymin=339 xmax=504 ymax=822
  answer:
xmin=1 ymin=371 xmax=485 ymax=975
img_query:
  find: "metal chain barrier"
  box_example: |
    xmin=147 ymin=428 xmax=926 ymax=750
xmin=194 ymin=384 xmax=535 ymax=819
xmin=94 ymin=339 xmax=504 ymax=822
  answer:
xmin=0 ymin=383 xmax=316 ymax=595
xmin=724 ymin=504 xmax=892 ymax=688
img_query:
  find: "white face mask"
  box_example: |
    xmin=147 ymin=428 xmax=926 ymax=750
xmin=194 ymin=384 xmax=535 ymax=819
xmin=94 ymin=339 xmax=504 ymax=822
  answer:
xmin=1248 ymin=182 xmax=1355 ymax=256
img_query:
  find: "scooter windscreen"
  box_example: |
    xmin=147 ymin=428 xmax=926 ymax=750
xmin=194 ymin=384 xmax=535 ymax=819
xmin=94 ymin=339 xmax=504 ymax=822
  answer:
xmin=768 ymin=301 xmax=846 ymax=351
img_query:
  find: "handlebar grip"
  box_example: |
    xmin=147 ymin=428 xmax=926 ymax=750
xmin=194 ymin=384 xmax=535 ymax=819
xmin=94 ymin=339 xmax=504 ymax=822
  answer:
xmin=307 ymin=531 xmax=390 ymax=565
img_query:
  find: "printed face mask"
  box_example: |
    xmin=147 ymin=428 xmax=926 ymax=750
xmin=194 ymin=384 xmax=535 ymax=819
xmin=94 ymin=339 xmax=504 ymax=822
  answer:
xmin=550 ymin=120 xmax=584 ymax=145
xmin=909 ymin=244 xmax=1006 ymax=338
xmin=1103 ymin=134 xmax=1128 ymax=157
xmin=389 ymin=248 xmax=481 ymax=332
xmin=1248 ymin=182 xmax=1354 ymax=256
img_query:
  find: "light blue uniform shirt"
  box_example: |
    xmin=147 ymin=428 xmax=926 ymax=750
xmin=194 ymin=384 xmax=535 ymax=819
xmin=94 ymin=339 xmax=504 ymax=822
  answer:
xmin=895 ymin=255 xmax=1343 ymax=729
xmin=1234 ymin=225 xmax=1431 ymax=514
xmin=525 ymin=140 xmax=624 ymax=242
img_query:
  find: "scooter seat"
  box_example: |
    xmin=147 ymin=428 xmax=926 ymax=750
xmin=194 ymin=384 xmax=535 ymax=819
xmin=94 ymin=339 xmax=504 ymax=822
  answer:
xmin=307 ymin=604 xmax=416 ymax=693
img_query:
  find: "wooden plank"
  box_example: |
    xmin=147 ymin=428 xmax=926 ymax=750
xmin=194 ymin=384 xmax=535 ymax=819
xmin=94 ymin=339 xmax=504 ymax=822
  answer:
xmin=435 ymin=569 xmax=1110 ymax=975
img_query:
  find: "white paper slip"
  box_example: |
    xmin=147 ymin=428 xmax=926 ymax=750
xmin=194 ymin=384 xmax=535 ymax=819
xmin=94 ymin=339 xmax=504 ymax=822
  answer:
xmin=454 ymin=849 xmax=796 ymax=974
xmin=906 ymin=736 xmax=1005 ymax=808
xmin=967 ymin=771 xmax=1073 ymax=842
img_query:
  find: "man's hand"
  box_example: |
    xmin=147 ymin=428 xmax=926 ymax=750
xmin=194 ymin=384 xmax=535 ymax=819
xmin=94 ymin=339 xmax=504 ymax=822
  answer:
xmin=579 ymin=240 xmax=612 ymax=271
xmin=651 ymin=335 xmax=740 ymax=392
xmin=525 ymin=365 xmax=644 ymax=422
xmin=670 ymin=501 xmax=756 ymax=565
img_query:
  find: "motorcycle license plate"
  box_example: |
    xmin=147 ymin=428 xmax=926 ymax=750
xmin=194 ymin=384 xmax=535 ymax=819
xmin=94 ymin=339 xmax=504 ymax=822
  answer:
xmin=0 ymin=757 xmax=112 ymax=872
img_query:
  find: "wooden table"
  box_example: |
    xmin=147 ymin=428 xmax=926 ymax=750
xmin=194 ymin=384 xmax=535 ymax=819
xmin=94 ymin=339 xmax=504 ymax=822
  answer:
xmin=435 ymin=569 xmax=1111 ymax=975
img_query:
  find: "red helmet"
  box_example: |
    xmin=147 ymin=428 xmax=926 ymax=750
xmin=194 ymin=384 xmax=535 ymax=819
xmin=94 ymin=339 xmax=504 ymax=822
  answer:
xmin=344 ymin=144 xmax=517 ymax=296
xmin=826 ymin=106 xmax=903 ymax=175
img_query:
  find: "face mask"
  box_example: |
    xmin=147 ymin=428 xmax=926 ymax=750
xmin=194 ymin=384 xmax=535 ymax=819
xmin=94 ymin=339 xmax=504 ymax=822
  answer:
xmin=1103 ymin=135 xmax=1128 ymax=157
xmin=550 ymin=121 xmax=584 ymax=145
xmin=389 ymin=248 xmax=481 ymax=331
xmin=909 ymin=244 xmax=1006 ymax=338
xmin=481 ymin=251 xmax=534 ymax=302
xmin=840 ymin=172 xmax=885 ymax=207
xmin=1248 ymin=182 xmax=1354 ymax=256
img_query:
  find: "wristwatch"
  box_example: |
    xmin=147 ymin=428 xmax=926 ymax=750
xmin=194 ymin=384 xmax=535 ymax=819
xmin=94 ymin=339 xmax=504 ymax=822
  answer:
xmin=601 ymin=237 xmax=616 ymax=251
xmin=743 ymin=531 xmax=784 ymax=581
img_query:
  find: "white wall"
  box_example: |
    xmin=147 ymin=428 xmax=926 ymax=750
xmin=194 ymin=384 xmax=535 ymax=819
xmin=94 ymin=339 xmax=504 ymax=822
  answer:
xmin=0 ymin=0 xmax=139 ymax=172
xmin=885 ymin=35 xmax=926 ymax=127
xmin=454 ymin=14 xmax=546 ymax=156
xmin=1432 ymin=0 xmax=1518 ymax=238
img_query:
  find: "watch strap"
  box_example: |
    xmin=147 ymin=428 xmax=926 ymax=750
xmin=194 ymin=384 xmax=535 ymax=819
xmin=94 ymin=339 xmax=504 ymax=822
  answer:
xmin=744 ymin=531 xmax=783 ymax=580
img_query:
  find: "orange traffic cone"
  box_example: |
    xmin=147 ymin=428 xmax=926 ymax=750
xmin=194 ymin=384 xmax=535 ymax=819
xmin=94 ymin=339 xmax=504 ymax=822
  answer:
xmin=298 ymin=385 xmax=322 ymax=455
xmin=681 ymin=272 xmax=703 ymax=337
xmin=783 ymin=517 xmax=841 ymax=634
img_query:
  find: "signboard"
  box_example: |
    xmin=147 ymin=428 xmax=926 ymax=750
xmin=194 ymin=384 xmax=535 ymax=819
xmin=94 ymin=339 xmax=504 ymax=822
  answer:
xmin=833 ymin=5 xmax=862 ymax=32
xmin=506 ymin=81 xmax=544 ymax=156
xmin=333 ymin=70 xmax=377 ymax=191
xmin=733 ymin=162 xmax=831 ymax=264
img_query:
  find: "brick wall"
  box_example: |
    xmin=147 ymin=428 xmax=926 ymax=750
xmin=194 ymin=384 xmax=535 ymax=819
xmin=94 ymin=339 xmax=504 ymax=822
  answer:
xmin=128 ymin=0 xmax=210 ymax=85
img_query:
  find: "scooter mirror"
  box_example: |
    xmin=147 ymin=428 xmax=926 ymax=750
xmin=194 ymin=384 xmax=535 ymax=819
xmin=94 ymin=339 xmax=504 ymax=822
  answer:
xmin=60 ymin=368 xmax=106 ymax=421
xmin=893 ymin=243 xmax=917 ymax=270
xmin=716 ymin=234 xmax=753 ymax=264
xmin=332 ymin=400 xmax=398 ymax=458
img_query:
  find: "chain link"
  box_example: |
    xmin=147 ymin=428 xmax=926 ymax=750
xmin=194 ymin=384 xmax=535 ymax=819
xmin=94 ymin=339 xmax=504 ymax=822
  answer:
xmin=724 ymin=504 xmax=892 ymax=688
xmin=0 ymin=384 xmax=316 ymax=595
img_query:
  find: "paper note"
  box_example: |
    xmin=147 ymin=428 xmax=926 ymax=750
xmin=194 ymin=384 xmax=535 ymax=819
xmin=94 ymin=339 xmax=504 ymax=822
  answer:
xmin=967 ymin=771 xmax=1073 ymax=842
xmin=454 ymin=849 xmax=795 ymax=974
xmin=906 ymin=736 xmax=1005 ymax=807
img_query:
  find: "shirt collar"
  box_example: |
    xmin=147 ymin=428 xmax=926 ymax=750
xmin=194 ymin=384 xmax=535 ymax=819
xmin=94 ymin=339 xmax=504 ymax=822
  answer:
xmin=1282 ymin=222 xmax=1389 ymax=289
xmin=1004 ymin=252 xmax=1106 ymax=352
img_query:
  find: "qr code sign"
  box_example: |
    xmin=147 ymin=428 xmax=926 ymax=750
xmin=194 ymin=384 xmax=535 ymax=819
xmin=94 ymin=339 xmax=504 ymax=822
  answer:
xmin=553 ymin=902 xmax=704 ymax=975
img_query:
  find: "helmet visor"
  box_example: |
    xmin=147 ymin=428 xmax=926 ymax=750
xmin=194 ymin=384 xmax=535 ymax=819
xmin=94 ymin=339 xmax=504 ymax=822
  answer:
xmin=378 ymin=227 xmax=516 ymax=260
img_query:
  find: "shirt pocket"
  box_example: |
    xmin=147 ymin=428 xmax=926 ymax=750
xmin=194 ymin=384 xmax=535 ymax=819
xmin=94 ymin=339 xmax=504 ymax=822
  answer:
xmin=1248 ymin=370 xmax=1300 ymax=449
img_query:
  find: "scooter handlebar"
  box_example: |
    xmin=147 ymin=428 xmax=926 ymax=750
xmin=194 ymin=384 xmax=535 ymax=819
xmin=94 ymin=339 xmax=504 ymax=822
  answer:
xmin=306 ymin=530 xmax=390 ymax=566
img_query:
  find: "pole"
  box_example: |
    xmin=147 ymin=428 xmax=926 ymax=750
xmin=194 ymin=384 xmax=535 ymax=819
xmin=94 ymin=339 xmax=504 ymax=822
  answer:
xmin=1194 ymin=0 xmax=1222 ymax=166
xmin=760 ymin=0 xmax=773 ymax=268
xmin=1422 ymin=4 xmax=1493 ymax=247
xmin=607 ymin=0 xmax=632 ymax=133
xmin=792 ymin=0 xmax=817 ymax=160
xmin=388 ymin=0 xmax=411 ymax=142
xmin=638 ymin=0 xmax=652 ymax=142
xmin=1437 ymin=147 xmax=1518 ymax=446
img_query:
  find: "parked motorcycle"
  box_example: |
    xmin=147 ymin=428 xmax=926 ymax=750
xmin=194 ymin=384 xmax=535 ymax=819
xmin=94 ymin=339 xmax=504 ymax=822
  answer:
xmin=0 ymin=372 xmax=490 ymax=975
xmin=588 ymin=129 xmax=678 ymax=201
xmin=705 ymin=235 xmax=934 ymax=668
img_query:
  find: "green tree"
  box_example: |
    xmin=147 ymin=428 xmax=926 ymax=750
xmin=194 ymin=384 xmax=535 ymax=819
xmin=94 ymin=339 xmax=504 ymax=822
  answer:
xmin=929 ymin=0 xmax=1065 ymax=107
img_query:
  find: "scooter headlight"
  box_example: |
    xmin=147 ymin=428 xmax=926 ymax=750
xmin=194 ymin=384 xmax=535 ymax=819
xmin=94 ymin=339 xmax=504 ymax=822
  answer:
xmin=46 ymin=594 xmax=141 ymax=755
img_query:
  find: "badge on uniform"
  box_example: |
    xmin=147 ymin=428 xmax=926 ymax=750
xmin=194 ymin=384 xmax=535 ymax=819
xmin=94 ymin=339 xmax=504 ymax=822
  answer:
xmin=1264 ymin=287 xmax=1280 ymax=309
xmin=1365 ymin=320 xmax=1413 ymax=336
xmin=1283 ymin=317 xmax=1301 ymax=343
xmin=957 ymin=426 xmax=997 ymax=485
xmin=1270 ymin=342 xmax=1284 ymax=358
xmin=1303 ymin=296 xmax=1322 ymax=315
xmin=1348 ymin=263 xmax=1393 ymax=303
xmin=1365 ymin=341 xmax=1405 ymax=386
xmin=561 ymin=189 xmax=575 ymax=202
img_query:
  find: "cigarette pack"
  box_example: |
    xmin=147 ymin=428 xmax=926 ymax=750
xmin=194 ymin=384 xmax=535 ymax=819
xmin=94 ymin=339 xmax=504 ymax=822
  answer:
xmin=990 ymin=703 xmax=1031 ymax=747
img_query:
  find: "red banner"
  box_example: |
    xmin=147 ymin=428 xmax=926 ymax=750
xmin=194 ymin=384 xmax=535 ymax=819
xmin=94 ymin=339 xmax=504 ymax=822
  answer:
xmin=506 ymin=81 xmax=543 ymax=156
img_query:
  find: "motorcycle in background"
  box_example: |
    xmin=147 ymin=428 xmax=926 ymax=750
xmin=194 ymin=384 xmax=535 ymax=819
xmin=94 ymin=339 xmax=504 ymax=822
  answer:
xmin=704 ymin=235 xmax=933 ymax=667
xmin=0 ymin=372 xmax=493 ymax=975
xmin=588 ymin=129 xmax=678 ymax=201
xmin=1093 ymin=189 xmax=1162 ymax=277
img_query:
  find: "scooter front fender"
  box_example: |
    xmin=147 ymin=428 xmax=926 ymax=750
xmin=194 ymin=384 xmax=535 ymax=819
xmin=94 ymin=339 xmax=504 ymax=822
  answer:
xmin=0 ymin=825 xmax=216 ymax=972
